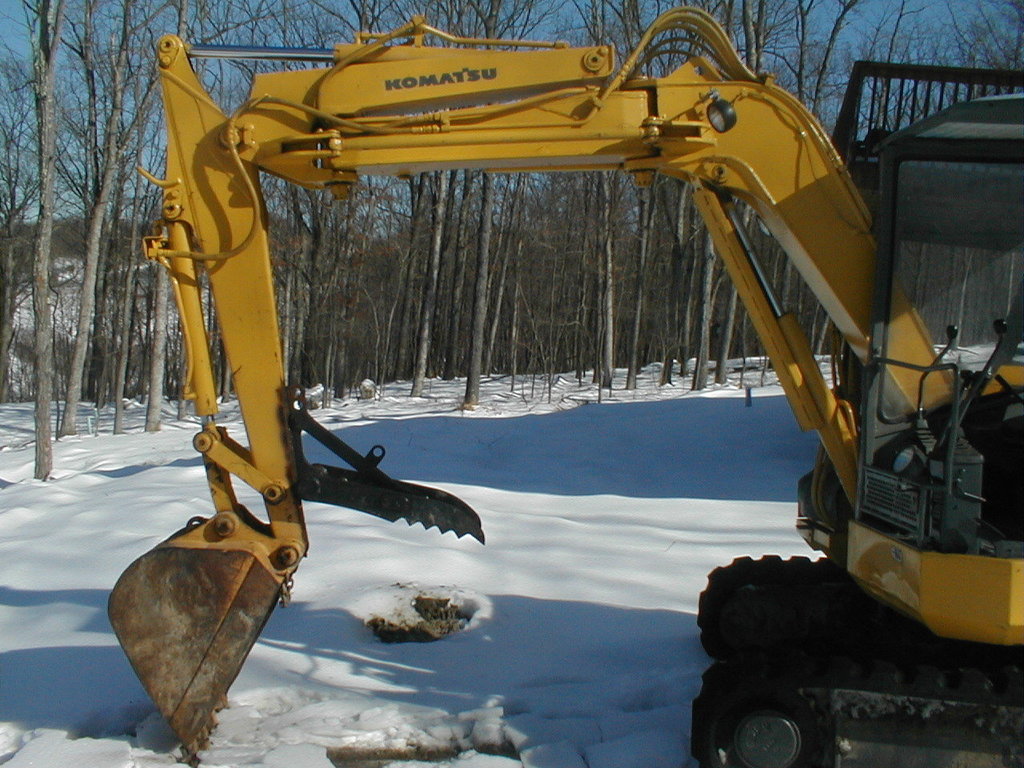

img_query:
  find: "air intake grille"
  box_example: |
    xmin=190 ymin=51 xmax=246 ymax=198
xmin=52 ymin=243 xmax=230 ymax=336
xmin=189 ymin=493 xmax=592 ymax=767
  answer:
xmin=861 ymin=467 xmax=921 ymax=535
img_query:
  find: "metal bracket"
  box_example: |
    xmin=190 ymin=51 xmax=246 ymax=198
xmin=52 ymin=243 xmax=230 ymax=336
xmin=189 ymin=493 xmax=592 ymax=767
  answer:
xmin=192 ymin=425 xmax=289 ymax=504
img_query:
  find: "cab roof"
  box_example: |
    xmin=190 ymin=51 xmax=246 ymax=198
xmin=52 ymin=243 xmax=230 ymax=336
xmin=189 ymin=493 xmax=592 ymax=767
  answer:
xmin=883 ymin=94 xmax=1023 ymax=145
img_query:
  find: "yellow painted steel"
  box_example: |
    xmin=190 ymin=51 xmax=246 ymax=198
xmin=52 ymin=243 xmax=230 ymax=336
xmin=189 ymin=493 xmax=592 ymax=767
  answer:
xmin=318 ymin=46 xmax=614 ymax=116
xmin=848 ymin=522 xmax=1024 ymax=645
xmin=142 ymin=6 xmax=1021 ymax=651
xmin=150 ymin=35 xmax=306 ymax=563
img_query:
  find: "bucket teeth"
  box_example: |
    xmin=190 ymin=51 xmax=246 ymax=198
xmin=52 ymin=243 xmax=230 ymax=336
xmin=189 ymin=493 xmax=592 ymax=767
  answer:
xmin=182 ymin=724 xmax=211 ymax=766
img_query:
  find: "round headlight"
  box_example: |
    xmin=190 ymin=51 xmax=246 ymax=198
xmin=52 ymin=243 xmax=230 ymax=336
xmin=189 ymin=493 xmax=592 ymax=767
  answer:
xmin=707 ymin=97 xmax=737 ymax=133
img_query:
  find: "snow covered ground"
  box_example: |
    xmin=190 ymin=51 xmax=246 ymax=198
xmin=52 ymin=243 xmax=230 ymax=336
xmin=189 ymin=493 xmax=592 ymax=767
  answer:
xmin=0 ymin=365 xmax=818 ymax=767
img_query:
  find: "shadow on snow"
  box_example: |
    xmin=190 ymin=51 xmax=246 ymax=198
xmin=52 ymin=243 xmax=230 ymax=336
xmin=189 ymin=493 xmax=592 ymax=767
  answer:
xmin=0 ymin=587 xmax=702 ymax=749
xmin=304 ymin=395 xmax=817 ymax=502
xmin=0 ymin=587 xmax=152 ymax=738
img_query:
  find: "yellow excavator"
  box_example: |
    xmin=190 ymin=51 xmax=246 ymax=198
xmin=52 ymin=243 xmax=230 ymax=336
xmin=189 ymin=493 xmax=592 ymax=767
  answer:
xmin=108 ymin=7 xmax=1023 ymax=766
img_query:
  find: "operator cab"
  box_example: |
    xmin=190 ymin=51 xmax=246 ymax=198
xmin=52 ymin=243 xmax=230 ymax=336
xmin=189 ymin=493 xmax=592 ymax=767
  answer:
xmin=862 ymin=95 xmax=1024 ymax=558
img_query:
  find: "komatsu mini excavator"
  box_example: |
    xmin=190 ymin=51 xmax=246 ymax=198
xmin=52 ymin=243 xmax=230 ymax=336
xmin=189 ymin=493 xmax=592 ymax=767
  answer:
xmin=108 ymin=7 xmax=1023 ymax=766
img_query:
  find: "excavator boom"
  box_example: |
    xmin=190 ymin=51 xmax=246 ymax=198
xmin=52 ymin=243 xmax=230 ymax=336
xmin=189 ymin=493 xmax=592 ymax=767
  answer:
xmin=109 ymin=7 xmax=1023 ymax=763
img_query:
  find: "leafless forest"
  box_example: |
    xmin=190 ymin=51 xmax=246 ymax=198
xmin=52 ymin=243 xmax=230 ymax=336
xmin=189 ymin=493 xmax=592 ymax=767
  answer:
xmin=2 ymin=0 xmax=1021 ymax=477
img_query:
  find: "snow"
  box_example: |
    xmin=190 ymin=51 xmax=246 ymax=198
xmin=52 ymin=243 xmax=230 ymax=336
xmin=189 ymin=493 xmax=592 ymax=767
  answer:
xmin=0 ymin=365 xmax=818 ymax=767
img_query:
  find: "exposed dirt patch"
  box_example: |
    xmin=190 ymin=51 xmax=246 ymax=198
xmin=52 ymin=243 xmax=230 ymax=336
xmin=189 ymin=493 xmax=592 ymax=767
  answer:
xmin=365 ymin=593 xmax=470 ymax=643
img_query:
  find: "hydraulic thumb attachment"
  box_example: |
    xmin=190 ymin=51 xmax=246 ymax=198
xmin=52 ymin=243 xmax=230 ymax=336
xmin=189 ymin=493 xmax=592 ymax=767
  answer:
xmin=288 ymin=392 xmax=485 ymax=544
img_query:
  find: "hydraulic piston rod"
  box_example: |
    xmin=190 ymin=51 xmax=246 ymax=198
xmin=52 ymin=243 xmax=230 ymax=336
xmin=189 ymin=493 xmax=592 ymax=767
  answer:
xmin=187 ymin=44 xmax=335 ymax=61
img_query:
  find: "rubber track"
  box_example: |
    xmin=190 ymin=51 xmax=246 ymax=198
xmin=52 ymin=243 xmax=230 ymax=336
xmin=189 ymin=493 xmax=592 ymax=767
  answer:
xmin=697 ymin=555 xmax=848 ymax=658
xmin=691 ymin=651 xmax=1024 ymax=767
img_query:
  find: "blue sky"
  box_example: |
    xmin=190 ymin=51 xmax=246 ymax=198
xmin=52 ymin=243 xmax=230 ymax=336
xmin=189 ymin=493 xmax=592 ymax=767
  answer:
xmin=0 ymin=0 xmax=1003 ymax=64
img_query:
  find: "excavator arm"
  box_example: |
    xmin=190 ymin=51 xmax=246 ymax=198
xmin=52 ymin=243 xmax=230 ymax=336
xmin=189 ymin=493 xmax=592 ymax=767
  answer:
xmin=108 ymin=7 xmax=1020 ymax=759
xmin=151 ymin=8 xmax=900 ymax=491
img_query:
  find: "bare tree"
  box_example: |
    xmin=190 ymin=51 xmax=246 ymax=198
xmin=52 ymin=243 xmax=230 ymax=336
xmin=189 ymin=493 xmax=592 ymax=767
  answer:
xmin=691 ymin=229 xmax=716 ymax=390
xmin=715 ymin=284 xmax=738 ymax=384
xmin=0 ymin=58 xmax=37 ymax=402
xmin=442 ymin=171 xmax=474 ymax=381
xmin=61 ymin=0 xmax=156 ymax=436
xmin=456 ymin=0 xmax=547 ymax=405
xmin=626 ymin=181 xmax=654 ymax=389
xmin=463 ymin=173 xmax=495 ymax=407
xmin=26 ymin=0 xmax=68 ymax=479
xmin=949 ymin=0 xmax=1024 ymax=69
xmin=411 ymin=171 xmax=450 ymax=396
xmin=660 ymin=181 xmax=694 ymax=385
xmin=597 ymin=172 xmax=615 ymax=389
xmin=144 ymin=269 xmax=169 ymax=431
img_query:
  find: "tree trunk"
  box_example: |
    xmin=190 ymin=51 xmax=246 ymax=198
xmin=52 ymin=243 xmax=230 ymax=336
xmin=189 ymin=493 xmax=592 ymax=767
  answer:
xmin=485 ymin=235 xmax=515 ymax=375
xmin=661 ymin=183 xmax=691 ymax=385
xmin=0 ymin=241 xmax=16 ymax=402
xmin=509 ymin=273 xmax=520 ymax=391
xmin=60 ymin=165 xmax=117 ymax=434
xmin=145 ymin=268 xmax=169 ymax=431
xmin=626 ymin=183 xmax=652 ymax=390
xmin=113 ymin=261 xmax=138 ymax=434
xmin=32 ymin=216 xmax=56 ymax=478
xmin=88 ymin=216 xmax=116 ymax=406
xmin=393 ymin=175 xmax=427 ymax=381
xmin=411 ymin=171 xmax=449 ymax=396
xmin=443 ymin=171 xmax=473 ymax=380
xmin=692 ymin=229 xmax=716 ymax=391
xmin=0 ymin=62 xmax=35 ymax=403
xmin=291 ymin=267 xmax=308 ymax=385
xmin=741 ymin=0 xmax=766 ymax=72
xmin=715 ymin=283 xmax=738 ymax=384
xmin=598 ymin=173 xmax=615 ymax=389
xmin=29 ymin=0 xmax=68 ymax=480
xmin=464 ymin=173 xmax=495 ymax=407
xmin=60 ymin=0 xmax=127 ymax=435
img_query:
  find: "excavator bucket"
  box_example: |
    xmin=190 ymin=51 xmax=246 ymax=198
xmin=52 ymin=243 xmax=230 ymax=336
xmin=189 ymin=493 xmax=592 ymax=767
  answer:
xmin=108 ymin=541 xmax=282 ymax=754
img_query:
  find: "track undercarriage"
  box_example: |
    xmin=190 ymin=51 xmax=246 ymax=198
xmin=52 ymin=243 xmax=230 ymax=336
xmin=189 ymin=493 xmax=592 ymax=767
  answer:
xmin=691 ymin=556 xmax=1024 ymax=768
